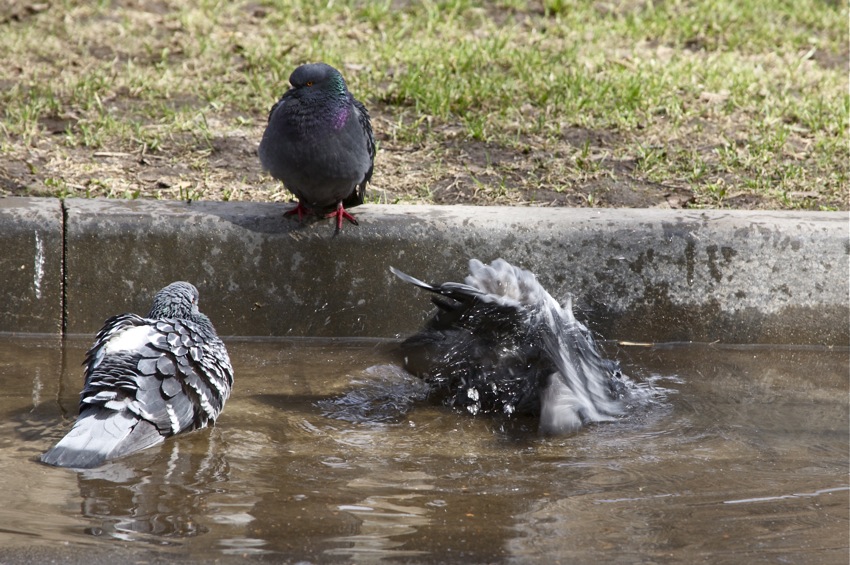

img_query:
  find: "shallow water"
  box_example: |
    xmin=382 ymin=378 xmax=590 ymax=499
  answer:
xmin=0 ymin=336 xmax=847 ymax=564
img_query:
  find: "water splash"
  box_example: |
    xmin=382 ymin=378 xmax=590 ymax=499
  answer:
xmin=317 ymin=364 xmax=430 ymax=424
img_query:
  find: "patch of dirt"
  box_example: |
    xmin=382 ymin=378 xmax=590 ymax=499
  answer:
xmin=0 ymin=0 xmax=49 ymax=25
xmin=0 ymin=115 xmax=716 ymax=208
xmin=812 ymin=47 xmax=850 ymax=71
xmin=2 ymin=100 xmax=840 ymax=209
xmin=209 ymin=135 xmax=262 ymax=176
xmin=362 ymin=134 xmax=697 ymax=208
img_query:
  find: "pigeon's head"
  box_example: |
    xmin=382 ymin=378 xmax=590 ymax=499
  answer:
xmin=287 ymin=63 xmax=347 ymax=99
xmin=148 ymin=281 xmax=201 ymax=320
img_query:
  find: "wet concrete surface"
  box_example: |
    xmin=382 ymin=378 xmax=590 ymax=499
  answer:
xmin=0 ymin=197 xmax=847 ymax=344
xmin=0 ymin=197 xmax=62 ymax=334
xmin=1 ymin=336 xmax=847 ymax=564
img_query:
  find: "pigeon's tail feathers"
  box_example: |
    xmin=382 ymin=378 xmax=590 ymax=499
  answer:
xmin=390 ymin=267 xmax=439 ymax=293
xmin=391 ymin=266 xmax=487 ymax=304
xmin=107 ymin=419 xmax=166 ymax=460
xmin=40 ymin=408 xmax=163 ymax=469
xmin=342 ymin=185 xmax=366 ymax=209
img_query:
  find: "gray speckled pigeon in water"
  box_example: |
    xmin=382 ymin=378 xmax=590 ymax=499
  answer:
xmin=259 ymin=62 xmax=375 ymax=233
xmin=391 ymin=259 xmax=625 ymax=434
xmin=41 ymin=282 xmax=233 ymax=468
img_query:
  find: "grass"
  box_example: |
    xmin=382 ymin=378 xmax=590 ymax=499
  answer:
xmin=0 ymin=0 xmax=847 ymax=210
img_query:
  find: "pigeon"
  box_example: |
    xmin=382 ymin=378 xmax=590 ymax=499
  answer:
xmin=391 ymin=259 xmax=625 ymax=434
xmin=41 ymin=282 xmax=234 ymax=468
xmin=259 ymin=62 xmax=375 ymax=233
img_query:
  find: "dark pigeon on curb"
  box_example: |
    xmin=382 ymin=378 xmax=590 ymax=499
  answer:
xmin=391 ymin=259 xmax=626 ymax=435
xmin=259 ymin=62 xmax=375 ymax=234
xmin=41 ymin=282 xmax=234 ymax=469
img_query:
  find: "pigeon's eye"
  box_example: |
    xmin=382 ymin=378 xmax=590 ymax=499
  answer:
xmin=305 ymin=81 xmax=314 ymax=87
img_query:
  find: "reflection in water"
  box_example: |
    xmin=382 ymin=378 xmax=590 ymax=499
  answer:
xmin=508 ymin=347 xmax=850 ymax=564
xmin=70 ymin=425 xmax=280 ymax=556
xmin=75 ymin=430 xmax=231 ymax=541
xmin=0 ymin=338 xmax=847 ymax=562
xmin=325 ymin=472 xmax=433 ymax=561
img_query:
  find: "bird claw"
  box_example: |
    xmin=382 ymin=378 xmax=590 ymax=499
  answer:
xmin=285 ymin=201 xmax=358 ymax=234
xmin=284 ymin=202 xmax=312 ymax=222
xmin=325 ymin=202 xmax=359 ymax=234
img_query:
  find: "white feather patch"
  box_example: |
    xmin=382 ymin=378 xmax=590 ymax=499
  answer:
xmin=165 ymin=403 xmax=180 ymax=434
xmin=188 ymin=381 xmax=216 ymax=419
xmin=104 ymin=324 xmax=157 ymax=354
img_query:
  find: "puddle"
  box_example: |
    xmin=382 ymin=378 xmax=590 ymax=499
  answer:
xmin=0 ymin=336 xmax=847 ymax=563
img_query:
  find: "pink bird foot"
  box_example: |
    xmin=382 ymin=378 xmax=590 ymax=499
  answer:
xmin=324 ymin=201 xmax=359 ymax=233
xmin=284 ymin=202 xmax=313 ymax=222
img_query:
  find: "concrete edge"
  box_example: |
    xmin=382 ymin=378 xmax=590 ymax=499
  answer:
xmin=1 ymin=196 xmax=848 ymax=345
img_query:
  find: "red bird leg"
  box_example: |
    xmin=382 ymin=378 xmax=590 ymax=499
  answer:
xmin=325 ymin=201 xmax=359 ymax=232
xmin=284 ymin=202 xmax=312 ymax=221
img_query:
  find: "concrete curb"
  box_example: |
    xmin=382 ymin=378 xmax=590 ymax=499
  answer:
xmin=0 ymin=197 xmax=63 ymax=334
xmin=1 ymin=196 xmax=847 ymax=345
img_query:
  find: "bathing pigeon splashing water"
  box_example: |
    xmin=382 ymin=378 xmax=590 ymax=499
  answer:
xmin=391 ymin=259 xmax=625 ymax=434
xmin=259 ymin=62 xmax=375 ymax=233
xmin=41 ymin=282 xmax=234 ymax=468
